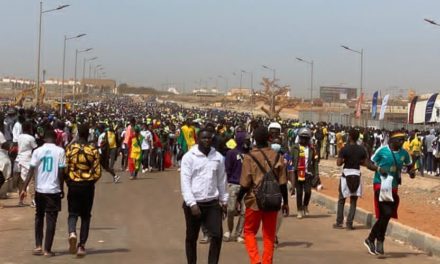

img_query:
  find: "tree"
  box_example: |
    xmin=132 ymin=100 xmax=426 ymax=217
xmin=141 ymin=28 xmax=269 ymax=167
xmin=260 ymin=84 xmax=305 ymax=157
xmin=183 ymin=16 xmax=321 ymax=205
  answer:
xmin=254 ymin=78 xmax=295 ymax=119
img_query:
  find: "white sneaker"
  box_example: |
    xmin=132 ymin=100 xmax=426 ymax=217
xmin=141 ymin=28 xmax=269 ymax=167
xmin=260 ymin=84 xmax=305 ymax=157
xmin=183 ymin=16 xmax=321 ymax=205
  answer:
xmin=236 ymin=236 xmax=245 ymax=243
xmin=317 ymin=184 xmax=323 ymax=191
xmin=223 ymin=231 xmax=231 ymax=242
xmin=142 ymin=169 xmax=147 ymax=173
xmin=303 ymin=206 xmax=309 ymax=216
xmin=297 ymin=211 xmax=303 ymax=219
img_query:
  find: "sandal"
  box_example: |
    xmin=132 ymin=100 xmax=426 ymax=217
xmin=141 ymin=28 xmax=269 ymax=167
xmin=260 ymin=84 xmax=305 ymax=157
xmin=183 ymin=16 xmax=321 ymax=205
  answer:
xmin=32 ymin=247 xmax=43 ymax=256
xmin=44 ymin=251 xmax=55 ymax=257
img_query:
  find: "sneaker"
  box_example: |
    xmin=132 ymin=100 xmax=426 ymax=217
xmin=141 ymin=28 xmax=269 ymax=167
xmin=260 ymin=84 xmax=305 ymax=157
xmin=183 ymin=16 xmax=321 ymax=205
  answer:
xmin=223 ymin=231 xmax=231 ymax=242
xmin=30 ymin=199 xmax=36 ymax=208
xmin=68 ymin=233 xmax=77 ymax=254
xmin=332 ymin=223 xmax=344 ymax=229
xmin=199 ymin=234 xmax=210 ymax=244
xmin=317 ymin=184 xmax=323 ymax=191
xmin=297 ymin=211 xmax=303 ymax=219
xmin=236 ymin=236 xmax=245 ymax=243
xmin=113 ymin=175 xmax=120 ymax=183
xmin=303 ymin=206 xmax=309 ymax=216
xmin=375 ymin=241 xmax=384 ymax=255
xmin=364 ymin=239 xmax=377 ymax=255
xmin=76 ymin=246 xmax=86 ymax=257
xmin=44 ymin=251 xmax=55 ymax=257
xmin=142 ymin=169 xmax=147 ymax=173
xmin=129 ymin=176 xmax=134 ymax=180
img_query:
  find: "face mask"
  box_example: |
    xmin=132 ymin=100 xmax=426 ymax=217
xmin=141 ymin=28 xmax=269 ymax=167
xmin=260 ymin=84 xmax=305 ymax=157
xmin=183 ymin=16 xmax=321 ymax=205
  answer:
xmin=271 ymin=143 xmax=281 ymax=152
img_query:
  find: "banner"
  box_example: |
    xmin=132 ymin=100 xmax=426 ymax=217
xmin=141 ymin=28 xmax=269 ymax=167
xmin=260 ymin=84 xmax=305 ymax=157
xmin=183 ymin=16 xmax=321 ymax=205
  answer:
xmin=408 ymin=96 xmax=418 ymax=124
xmin=425 ymin=93 xmax=439 ymax=123
xmin=355 ymin=93 xmax=364 ymax=119
xmin=379 ymin=94 xmax=389 ymax=120
xmin=371 ymin=91 xmax=379 ymax=119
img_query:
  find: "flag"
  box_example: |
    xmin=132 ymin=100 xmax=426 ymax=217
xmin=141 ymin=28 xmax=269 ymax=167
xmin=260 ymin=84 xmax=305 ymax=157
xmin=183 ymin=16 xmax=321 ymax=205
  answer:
xmin=371 ymin=91 xmax=379 ymax=119
xmin=425 ymin=93 xmax=439 ymax=123
xmin=355 ymin=93 xmax=364 ymax=119
xmin=379 ymin=94 xmax=390 ymax=120
xmin=408 ymin=96 xmax=418 ymax=124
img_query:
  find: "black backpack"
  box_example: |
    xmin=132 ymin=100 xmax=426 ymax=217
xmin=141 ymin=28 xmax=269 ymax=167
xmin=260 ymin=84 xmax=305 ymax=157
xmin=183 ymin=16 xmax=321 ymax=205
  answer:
xmin=247 ymin=149 xmax=282 ymax=211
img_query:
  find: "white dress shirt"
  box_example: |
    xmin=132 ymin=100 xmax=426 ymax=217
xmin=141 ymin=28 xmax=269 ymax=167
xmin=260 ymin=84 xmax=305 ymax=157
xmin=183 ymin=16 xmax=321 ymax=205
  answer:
xmin=12 ymin=122 xmax=22 ymax=143
xmin=180 ymin=145 xmax=228 ymax=207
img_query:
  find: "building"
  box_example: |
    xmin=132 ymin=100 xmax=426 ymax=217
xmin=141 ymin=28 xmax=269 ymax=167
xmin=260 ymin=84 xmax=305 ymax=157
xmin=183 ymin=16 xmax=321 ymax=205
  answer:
xmin=320 ymin=86 xmax=357 ymax=102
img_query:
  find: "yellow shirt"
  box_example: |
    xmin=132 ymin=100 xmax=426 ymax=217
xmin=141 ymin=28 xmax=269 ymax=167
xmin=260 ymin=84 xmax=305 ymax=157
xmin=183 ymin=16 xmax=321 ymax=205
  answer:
xmin=107 ymin=131 xmax=117 ymax=149
xmin=181 ymin=125 xmax=196 ymax=150
xmin=410 ymin=137 xmax=422 ymax=153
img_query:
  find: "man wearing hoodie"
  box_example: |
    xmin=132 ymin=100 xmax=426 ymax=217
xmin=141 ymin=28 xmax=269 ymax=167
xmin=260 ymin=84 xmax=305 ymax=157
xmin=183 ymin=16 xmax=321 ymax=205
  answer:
xmin=223 ymin=130 xmax=246 ymax=243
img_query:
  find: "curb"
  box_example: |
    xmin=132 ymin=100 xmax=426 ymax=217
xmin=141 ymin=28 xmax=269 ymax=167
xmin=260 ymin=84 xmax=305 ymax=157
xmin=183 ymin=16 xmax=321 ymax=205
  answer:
xmin=311 ymin=191 xmax=440 ymax=257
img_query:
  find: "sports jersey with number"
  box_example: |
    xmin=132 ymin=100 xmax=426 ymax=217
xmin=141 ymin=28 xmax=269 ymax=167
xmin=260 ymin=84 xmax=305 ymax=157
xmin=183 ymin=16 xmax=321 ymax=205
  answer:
xmin=371 ymin=146 xmax=411 ymax=188
xmin=30 ymin=143 xmax=66 ymax=194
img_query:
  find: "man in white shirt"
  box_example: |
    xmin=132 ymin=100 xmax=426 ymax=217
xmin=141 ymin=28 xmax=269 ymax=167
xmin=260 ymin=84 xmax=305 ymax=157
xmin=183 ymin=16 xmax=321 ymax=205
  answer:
xmin=180 ymin=128 xmax=228 ymax=264
xmin=0 ymin=142 xmax=12 ymax=206
xmin=20 ymin=129 xmax=66 ymax=257
xmin=12 ymin=115 xmax=24 ymax=143
xmin=16 ymin=121 xmax=38 ymax=206
xmin=140 ymin=124 xmax=153 ymax=173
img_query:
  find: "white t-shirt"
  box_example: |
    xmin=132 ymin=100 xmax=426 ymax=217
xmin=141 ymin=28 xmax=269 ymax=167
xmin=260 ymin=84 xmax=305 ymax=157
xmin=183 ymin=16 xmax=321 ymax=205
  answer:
xmin=0 ymin=132 xmax=6 ymax=145
xmin=17 ymin=134 xmax=37 ymax=167
xmin=12 ymin=122 xmax=22 ymax=143
xmin=30 ymin=143 xmax=66 ymax=194
xmin=97 ymin=132 xmax=105 ymax=154
xmin=140 ymin=130 xmax=152 ymax=150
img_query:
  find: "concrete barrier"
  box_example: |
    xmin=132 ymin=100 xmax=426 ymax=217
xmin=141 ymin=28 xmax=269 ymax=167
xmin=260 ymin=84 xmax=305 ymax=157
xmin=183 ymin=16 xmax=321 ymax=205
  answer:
xmin=311 ymin=191 xmax=440 ymax=257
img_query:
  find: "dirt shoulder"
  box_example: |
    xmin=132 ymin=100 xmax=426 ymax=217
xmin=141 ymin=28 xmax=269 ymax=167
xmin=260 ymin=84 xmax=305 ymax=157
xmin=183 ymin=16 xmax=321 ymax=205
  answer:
xmin=317 ymin=158 xmax=440 ymax=237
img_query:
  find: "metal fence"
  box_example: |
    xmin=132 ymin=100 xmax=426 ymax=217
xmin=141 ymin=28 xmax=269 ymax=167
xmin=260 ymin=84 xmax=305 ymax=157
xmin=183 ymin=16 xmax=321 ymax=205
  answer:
xmin=298 ymin=111 xmax=435 ymax=131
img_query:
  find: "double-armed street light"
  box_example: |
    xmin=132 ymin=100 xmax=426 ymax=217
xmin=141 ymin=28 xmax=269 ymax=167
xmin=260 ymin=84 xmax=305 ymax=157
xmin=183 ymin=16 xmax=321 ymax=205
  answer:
xmin=36 ymin=1 xmax=69 ymax=106
xmin=82 ymin=56 xmax=98 ymax=93
xmin=74 ymin=48 xmax=92 ymax=95
xmin=296 ymin=57 xmax=314 ymax=101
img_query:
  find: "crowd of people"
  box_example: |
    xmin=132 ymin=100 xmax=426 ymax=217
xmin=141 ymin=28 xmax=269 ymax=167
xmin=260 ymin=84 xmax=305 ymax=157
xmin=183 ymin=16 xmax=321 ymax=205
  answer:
xmin=0 ymin=96 xmax=428 ymax=262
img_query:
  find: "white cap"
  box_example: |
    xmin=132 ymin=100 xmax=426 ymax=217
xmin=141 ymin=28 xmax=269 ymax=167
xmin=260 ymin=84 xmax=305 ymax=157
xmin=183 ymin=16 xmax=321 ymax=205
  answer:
xmin=268 ymin=122 xmax=281 ymax=131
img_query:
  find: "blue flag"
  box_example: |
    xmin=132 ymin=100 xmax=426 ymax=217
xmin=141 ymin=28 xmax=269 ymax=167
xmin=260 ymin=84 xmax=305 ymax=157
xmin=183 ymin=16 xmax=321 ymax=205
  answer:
xmin=425 ymin=93 xmax=438 ymax=123
xmin=371 ymin=91 xmax=379 ymax=119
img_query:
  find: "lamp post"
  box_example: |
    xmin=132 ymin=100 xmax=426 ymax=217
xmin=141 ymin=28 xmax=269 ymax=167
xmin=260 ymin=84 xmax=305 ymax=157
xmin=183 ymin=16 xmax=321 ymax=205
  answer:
xmin=94 ymin=65 xmax=103 ymax=79
xmin=82 ymin=56 xmax=97 ymax=94
xmin=36 ymin=1 xmax=69 ymax=107
xmin=262 ymin=65 xmax=276 ymax=81
xmin=61 ymin=33 xmax=86 ymax=116
xmin=73 ymin=48 xmax=92 ymax=97
xmin=240 ymin=70 xmax=246 ymax=88
xmin=217 ymin=75 xmax=229 ymax=94
xmin=341 ymin=45 xmax=364 ymax=98
xmin=296 ymin=57 xmax=314 ymax=101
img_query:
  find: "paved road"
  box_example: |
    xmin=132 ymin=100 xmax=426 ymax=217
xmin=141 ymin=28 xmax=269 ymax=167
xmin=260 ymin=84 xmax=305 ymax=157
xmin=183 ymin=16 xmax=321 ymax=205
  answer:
xmin=0 ymin=169 xmax=438 ymax=264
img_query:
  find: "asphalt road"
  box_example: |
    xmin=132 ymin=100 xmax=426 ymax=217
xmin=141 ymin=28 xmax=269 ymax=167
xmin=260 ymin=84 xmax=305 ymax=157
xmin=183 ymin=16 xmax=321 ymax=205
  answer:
xmin=0 ymin=169 xmax=438 ymax=264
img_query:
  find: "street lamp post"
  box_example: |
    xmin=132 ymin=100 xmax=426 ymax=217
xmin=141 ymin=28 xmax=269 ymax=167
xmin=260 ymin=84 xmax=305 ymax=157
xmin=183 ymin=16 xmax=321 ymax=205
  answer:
xmin=341 ymin=45 xmax=364 ymax=98
xmin=217 ymin=75 xmax=229 ymax=93
xmin=424 ymin=18 xmax=440 ymax=26
xmin=296 ymin=57 xmax=314 ymax=101
xmin=82 ymin=56 xmax=98 ymax=94
xmin=36 ymin=1 xmax=69 ymax=107
xmin=262 ymin=65 xmax=276 ymax=81
xmin=74 ymin=48 xmax=92 ymax=96
xmin=61 ymin=33 xmax=86 ymax=116
xmin=240 ymin=70 xmax=246 ymax=88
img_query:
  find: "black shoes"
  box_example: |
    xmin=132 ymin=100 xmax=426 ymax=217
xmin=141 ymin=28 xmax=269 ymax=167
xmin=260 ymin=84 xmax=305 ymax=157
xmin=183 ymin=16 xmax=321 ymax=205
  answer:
xmin=375 ymin=241 xmax=384 ymax=255
xmin=364 ymin=239 xmax=377 ymax=255
xmin=346 ymin=224 xmax=355 ymax=230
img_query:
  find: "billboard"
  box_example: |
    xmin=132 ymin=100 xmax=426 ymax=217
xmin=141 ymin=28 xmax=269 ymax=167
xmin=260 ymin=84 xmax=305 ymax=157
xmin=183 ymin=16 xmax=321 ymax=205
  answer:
xmin=320 ymin=86 xmax=357 ymax=102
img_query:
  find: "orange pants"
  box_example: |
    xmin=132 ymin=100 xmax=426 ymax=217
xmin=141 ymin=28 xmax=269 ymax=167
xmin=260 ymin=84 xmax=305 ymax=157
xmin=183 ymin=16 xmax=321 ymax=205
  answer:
xmin=243 ymin=208 xmax=278 ymax=264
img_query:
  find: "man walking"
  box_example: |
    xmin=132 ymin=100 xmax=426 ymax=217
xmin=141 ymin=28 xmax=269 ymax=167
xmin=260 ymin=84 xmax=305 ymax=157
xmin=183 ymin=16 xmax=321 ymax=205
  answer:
xmin=20 ymin=128 xmax=66 ymax=257
xmin=65 ymin=124 xmax=102 ymax=257
xmin=180 ymin=128 xmax=228 ymax=264
xmin=333 ymin=129 xmax=382 ymax=230
xmin=237 ymin=126 xmax=289 ymax=264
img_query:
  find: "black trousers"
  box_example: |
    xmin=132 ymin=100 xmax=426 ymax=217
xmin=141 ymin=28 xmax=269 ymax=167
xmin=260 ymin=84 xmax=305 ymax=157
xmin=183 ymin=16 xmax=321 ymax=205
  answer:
xmin=183 ymin=200 xmax=223 ymax=264
xmin=368 ymin=190 xmax=398 ymax=242
xmin=67 ymin=183 xmax=95 ymax=246
xmin=142 ymin=149 xmax=150 ymax=169
xmin=295 ymin=178 xmax=312 ymax=210
xmin=35 ymin=192 xmax=61 ymax=252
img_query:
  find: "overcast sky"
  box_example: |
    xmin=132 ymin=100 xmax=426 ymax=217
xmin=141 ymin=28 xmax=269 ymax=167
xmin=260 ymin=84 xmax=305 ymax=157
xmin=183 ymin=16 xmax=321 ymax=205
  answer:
xmin=1 ymin=0 xmax=440 ymax=98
